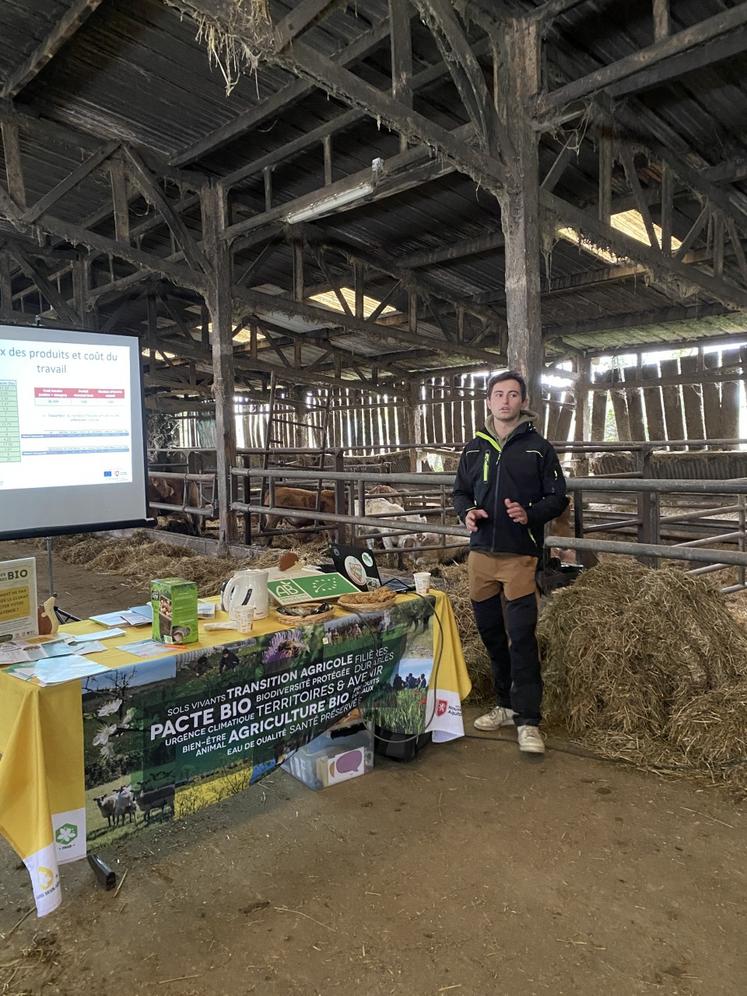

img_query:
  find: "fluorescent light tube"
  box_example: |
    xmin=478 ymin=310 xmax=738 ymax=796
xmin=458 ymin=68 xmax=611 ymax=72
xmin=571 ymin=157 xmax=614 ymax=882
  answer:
xmin=284 ymin=180 xmax=375 ymax=224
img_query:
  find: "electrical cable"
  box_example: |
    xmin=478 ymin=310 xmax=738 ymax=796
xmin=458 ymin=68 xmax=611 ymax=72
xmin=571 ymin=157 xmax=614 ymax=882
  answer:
xmin=344 ymin=591 xmax=445 ymax=746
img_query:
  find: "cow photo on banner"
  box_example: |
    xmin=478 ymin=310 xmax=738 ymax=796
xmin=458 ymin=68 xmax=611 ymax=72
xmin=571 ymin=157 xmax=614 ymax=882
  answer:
xmin=82 ymin=597 xmax=438 ymax=843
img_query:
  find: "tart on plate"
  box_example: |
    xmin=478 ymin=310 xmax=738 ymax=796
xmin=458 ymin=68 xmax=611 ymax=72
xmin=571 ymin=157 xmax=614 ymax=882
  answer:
xmin=274 ymin=601 xmax=335 ymax=625
xmin=337 ymin=588 xmax=397 ymax=612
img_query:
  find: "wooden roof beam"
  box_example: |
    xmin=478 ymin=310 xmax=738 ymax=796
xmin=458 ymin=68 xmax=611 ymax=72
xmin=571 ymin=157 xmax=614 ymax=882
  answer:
xmin=306 ymin=227 xmax=502 ymax=326
xmin=225 ymin=137 xmax=459 ymax=241
xmin=1 ymin=0 xmax=106 ymax=100
xmin=274 ymin=39 xmax=506 ymax=193
xmin=411 ymin=0 xmax=512 ymax=160
xmin=219 ymin=37 xmax=491 ymax=193
xmin=524 ymin=0 xmax=595 ymax=20
xmin=543 ymin=302 xmax=733 ymax=342
xmin=543 ymin=191 xmax=747 ymax=311
xmin=155 ymin=323 xmax=408 ymax=397
xmin=535 ymin=3 xmax=747 ymax=124
xmin=6 ymin=246 xmax=81 ymax=325
xmin=171 ymin=16 xmax=392 ymax=166
xmin=396 ymin=232 xmax=503 ymax=269
xmin=22 ymin=139 xmax=120 ymax=224
xmin=233 ymin=286 xmax=501 ymax=364
xmin=611 ymin=106 xmax=747 ymax=234
xmin=273 ymin=0 xmax=340 ymax=53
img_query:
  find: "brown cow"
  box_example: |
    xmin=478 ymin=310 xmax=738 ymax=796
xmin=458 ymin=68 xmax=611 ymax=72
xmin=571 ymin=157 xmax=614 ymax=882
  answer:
xmin=548 ymin=499 xmax=598 ymax=567
xmin=261 ymin=486 xmax=337 ymax=541
xmin=148 ymin=476 xmax=204 ymax=536
xmin=368 ymin=483 xmax=403 ymax=500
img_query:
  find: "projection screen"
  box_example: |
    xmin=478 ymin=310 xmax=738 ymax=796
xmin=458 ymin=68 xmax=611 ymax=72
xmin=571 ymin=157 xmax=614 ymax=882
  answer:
xmin=0 ymin=324 xmax=149 ymax=540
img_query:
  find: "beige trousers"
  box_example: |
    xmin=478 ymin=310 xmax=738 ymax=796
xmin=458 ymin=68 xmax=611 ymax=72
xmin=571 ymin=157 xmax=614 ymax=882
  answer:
xmin=467 ymin=551 xmax=538 ymax=603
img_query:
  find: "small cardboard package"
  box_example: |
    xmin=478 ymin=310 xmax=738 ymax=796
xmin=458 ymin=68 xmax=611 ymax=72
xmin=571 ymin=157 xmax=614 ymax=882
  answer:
xmin=151 ymin=578 xmax=198 ymax=645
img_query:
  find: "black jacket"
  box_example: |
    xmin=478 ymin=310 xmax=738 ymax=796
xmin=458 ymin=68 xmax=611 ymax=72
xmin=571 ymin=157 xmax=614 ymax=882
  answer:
xmin=452 ymin=419 xmax=568 ymax=557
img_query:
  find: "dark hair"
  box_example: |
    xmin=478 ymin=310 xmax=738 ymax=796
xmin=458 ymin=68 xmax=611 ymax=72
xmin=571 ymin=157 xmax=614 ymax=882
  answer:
xmin=486 ymin=370 xmax=527 ymax=401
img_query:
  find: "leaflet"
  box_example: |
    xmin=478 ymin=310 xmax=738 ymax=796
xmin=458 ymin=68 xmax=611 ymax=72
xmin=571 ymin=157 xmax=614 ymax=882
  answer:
xmin=70 ymin=628 xmax=124 ymax=642
xmin=6 ymin=655 xmax=110 ymax=685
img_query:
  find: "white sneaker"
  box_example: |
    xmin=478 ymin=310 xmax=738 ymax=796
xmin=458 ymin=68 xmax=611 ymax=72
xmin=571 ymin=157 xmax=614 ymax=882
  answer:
xmin=517 ymin=725 xmax=545 ymax=755
xmin=474 ymin=706 xmax=516 ymax=731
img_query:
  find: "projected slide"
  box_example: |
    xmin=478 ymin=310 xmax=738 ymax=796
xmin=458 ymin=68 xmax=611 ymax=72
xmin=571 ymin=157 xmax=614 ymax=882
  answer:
xmin=0 ymin=339 xmax=133 ymax=492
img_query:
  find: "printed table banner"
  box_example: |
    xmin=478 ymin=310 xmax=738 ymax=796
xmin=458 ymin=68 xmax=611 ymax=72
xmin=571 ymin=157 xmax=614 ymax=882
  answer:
xmin=82 ymin=596 xmax=443 ymax=846
xmin=0 ymin=590 xmax=469 ymax=915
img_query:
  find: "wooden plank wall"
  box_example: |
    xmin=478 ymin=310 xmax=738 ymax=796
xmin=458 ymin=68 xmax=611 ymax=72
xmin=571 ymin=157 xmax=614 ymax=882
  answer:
xmin=187 ymin=350 xmax=745 ymax=453
xmin=586 ymin=348 xmax=743 ymax=447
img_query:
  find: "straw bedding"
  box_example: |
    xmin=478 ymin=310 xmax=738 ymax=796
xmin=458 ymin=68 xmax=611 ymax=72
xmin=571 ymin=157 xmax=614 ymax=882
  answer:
xmin=52 ymin=532 xmax=333 ymax=597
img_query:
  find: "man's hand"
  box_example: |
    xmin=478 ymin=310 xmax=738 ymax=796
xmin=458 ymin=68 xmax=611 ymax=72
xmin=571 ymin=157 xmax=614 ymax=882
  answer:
xmin=465 ymin=508 xmax=489 ymax=533
xmin=504 ymin=498 xmax=528 ymax=525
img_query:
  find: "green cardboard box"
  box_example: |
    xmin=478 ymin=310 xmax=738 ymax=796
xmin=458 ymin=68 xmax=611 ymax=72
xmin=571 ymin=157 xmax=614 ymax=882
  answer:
xmin=151 ymin=577 xmax=198 ymax=645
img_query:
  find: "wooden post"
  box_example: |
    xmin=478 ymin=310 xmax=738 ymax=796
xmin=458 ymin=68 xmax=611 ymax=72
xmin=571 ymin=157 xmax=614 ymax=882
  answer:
xmin=702 ymin=351 xmax=722 ymax=444
xmin=263 ymin=167 xmax=272 ymax=211
xmin=722 ymin=348 xmax=741 ymax=440
xmin=450 ymin=375 xmax=459 ymax=444
xmin=73 ymin=255 xmax=92 ymax=329
xmin=610 ymin=368 xmax=631 ymax=440
xmin=573 ymin=357 xmax=590 ymax=476
xmin=0 ymin=251 xmax=12 ymax=315
xmin=590 ymin=375 xmax=608 ymax=441
xmin=624 ymin=365 xmax=646 ymax=440
xmin=322 ymin=135 xmax=333 ymax=186
xmin=292 ymin=241 xmax=304 ymax=302
xmin=660 ymin=163 xmax=673 ymax=255
xmin=389 ymin=0 xmax=413 ymax=153
xmin=555 ymin=392 xmax=573 ymax=444
xmin=545 ymin=391 xmax=562 ymax=440
xmin=653 ymin=0 xmax=671 ymax=41
xmin=201 ymin=182 xmax=237 ymax=551
xmin=641 ymin=363 xmax=666 ymax=442
xmin=501 ymin=18 xmax=543 ymax=409
xmin=1 ymin=122 xmax=26 ymax=209
xmin=679 ymin=354 xmax=706 ymax=446
xmin=353 ymin=261 xmax=364 ymax=319
xmin=598 ymin=129 xmax=612 ymax=223
xmin=403 ymin=381 xmax=421 ymax=472
xmin=660 ymin=357 xmax=686 ymax=447
xmin=574 ymin=359 xmax=590 ymax=440
xmin=110 ymin=158 xmax=130 ymax=244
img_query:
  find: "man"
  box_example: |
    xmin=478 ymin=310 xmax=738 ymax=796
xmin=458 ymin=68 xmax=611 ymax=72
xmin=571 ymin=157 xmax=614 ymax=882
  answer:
xmin=452 ymin=370 xmax=568 ymax=755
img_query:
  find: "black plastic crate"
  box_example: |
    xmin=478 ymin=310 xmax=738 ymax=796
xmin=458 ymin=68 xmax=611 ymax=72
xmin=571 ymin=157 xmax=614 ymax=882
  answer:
xmin=373 ymin=726 xmax=431 ymax=762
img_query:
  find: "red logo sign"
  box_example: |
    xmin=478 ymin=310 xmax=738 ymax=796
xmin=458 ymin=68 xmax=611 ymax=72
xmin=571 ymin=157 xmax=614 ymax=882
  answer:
xmin=436 ymin=698 xmax=448 ymax=717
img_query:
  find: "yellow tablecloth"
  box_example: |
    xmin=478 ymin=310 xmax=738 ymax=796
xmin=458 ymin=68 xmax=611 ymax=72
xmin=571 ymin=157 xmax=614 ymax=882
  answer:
xmin=0 ymin=591 xmax=469 ymax=916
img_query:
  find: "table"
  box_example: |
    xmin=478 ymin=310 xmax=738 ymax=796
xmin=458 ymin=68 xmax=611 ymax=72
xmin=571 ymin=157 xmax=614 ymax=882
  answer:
xmin=0 ymin=591 xmax=469 ymax=916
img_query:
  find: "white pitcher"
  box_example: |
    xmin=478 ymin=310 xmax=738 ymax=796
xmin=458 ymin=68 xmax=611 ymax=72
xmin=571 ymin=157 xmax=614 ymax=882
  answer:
xmin=221 ymin=568 xmax=269 ymax=620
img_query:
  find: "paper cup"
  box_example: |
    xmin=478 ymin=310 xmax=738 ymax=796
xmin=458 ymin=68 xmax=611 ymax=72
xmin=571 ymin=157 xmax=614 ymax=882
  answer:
xmin=232 ymin=605 xmax=255 ymax=634
xmin=413 ymin=572 xmax=432 ymax=595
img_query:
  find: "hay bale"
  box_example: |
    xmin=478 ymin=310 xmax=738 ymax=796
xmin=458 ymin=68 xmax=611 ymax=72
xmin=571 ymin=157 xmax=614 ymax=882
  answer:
xmin=538 ymin=561 xmax=747 ymax=791
xmin=539 ymin=562 xmax=747 ymax=736
xmin=668 ymin=681 xmax=747 ymax=767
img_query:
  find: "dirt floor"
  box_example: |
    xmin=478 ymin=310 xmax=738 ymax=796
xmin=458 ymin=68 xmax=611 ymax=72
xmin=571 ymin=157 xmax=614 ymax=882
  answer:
xmin=0 ymin=539 xmax=745 ymax=996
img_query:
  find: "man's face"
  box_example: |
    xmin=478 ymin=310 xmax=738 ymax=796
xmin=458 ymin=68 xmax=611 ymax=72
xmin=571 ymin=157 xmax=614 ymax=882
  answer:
xmin=487 ymin=379 xmax=524 ymax=424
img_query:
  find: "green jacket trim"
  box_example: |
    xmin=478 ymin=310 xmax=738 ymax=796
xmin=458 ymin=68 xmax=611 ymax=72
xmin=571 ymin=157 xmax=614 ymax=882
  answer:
xmin=475 ymin=430 xmax=502 ymax=454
